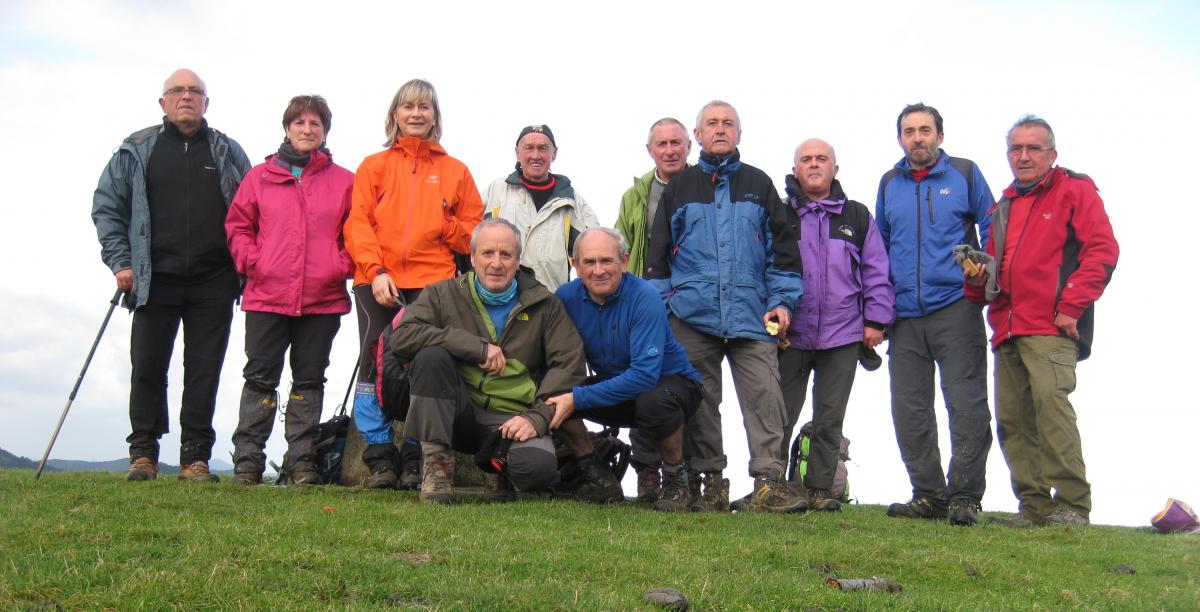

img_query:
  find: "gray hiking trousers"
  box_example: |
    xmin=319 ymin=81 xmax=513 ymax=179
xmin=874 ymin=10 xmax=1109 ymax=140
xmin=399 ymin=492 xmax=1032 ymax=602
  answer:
xmin=888 ymin=298 xmax=992 ymax=504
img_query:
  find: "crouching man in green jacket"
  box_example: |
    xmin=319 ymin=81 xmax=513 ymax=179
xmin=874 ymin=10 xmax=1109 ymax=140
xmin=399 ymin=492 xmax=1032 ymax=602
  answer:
xmin=393 ymin=217 xmax=588 ymax=503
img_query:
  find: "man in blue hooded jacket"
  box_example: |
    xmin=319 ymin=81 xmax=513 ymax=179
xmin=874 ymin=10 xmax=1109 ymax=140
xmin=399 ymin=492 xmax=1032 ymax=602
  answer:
xmin=875 ymin=103 xmax=993 ymax=525
xmin=645 ymin=100 xmax=806 ymax=513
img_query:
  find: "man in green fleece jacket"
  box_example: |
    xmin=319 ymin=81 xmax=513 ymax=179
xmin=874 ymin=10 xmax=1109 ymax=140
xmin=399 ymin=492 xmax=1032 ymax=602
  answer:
xmin=614 ymin=117 xmax=692 ymax=502
xmin=393 ymin=217 xmax=588 ymax=503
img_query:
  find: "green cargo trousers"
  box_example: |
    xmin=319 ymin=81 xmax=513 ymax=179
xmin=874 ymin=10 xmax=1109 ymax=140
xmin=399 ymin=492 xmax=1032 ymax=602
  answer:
xmin=994 ymin=335 xmax=1091 ymax=519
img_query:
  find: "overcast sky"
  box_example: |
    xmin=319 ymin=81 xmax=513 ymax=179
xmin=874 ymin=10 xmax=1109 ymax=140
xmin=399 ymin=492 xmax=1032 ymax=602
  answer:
xmin=1 ymin=0 xmax=1196 ymax=527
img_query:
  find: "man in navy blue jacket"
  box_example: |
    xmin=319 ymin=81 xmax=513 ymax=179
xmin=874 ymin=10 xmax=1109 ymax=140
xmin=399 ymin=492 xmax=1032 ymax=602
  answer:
xmin=644 ymin=101 xmax=807 ymax=513
xmin=875 ymin=103 xmax=994 ymax=526
xmin=549 ymin=228 xmax=703 ymax=511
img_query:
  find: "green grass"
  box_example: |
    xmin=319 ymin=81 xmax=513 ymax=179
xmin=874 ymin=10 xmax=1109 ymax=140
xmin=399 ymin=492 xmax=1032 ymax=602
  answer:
xmin=1 ymin=469 xmax=1197 ymax=610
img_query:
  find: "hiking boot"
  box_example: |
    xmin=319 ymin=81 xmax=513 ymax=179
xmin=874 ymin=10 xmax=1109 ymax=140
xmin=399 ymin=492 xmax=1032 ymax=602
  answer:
xmin=398 ymin=460 xmax=421 ymax=491
xmin=652 ymin=468 xmax=690 ymax=512
xmin=398 ymin=441 xmax=422 ymax=491
xmin=886 ymin=496 xmax=947 ymax=520
xmin=807 ymin=488 xmax=843 ymax=512
xmin=729 ymin=492 xmax=752 ymax=512
xmin=231 ymin=472 xmax=262 ymax=486
xmin=988 ymin=512 xmax=1039 ymax=528
xmin=289 ymin=463 xmax=322 ymax=486
xmin=482 ymin=472 xmax=514 ymax=503
xmin=1040 ymin=507 xmax=1089 ymax=527
xmin=125 ymin=457 xmax=158 ymax=481
xmin=366 ymin=466 xmax=397 ymax=489
xmin=575 ymin=456 xmax=624 ymax=504
xmin=178 ymin=460 xmax=220 ymax=483
xmin=743 ymin=475 xmax=809 ymax=513
xmin=362 ymin=442 xmax=400 ymax=490
xmin=687 ymin=470 xmax=702 ymax=508
xmin=691 ymin=471 xmax=731 ymax=512
xmin=636 ymin=466 xmax=662 ymax=504
xmin=419 ymin=450 xmax=455 ymax=504
xmin=948 ymin=497 xmax=981 ymax=526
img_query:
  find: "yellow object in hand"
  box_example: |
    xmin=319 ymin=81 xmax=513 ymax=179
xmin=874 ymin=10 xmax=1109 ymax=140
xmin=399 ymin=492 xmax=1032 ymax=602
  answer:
xmin=765 ymin=320 xmax=780 ymax=336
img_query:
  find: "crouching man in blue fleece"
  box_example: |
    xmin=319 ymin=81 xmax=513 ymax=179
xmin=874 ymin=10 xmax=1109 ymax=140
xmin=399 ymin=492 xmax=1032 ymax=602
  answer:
xmin=547 ymin=228 xmax=704 ymax=510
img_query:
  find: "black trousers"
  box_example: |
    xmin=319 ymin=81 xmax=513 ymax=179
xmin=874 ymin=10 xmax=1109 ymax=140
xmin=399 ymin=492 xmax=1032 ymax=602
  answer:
xmin=573 ymin=374 xmax=702 ymax=441
xmin=352 ymin=284 xmax=421 ymax=382
xmin=128 ymin=270 xmax=238 ymax=464
xmin=233 ymin=311 xmax=341 ymax=473
xmin=777 ymin=342 xmax=859 ymax=491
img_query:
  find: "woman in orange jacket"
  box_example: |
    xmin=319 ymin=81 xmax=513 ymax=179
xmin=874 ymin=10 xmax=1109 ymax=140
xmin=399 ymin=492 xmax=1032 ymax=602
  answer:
xmin=343 ymin=79 xmax=483 ymax=488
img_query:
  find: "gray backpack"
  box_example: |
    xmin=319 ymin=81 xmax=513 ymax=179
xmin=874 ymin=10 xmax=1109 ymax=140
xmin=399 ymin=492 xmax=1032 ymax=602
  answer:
xmin=787 ymin=421 xmax=851 ymax=503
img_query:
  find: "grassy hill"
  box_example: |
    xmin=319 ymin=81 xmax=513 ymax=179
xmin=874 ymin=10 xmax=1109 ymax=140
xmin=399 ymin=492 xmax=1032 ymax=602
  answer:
xmin=1 ymin=468 xmax=1195 ymax=609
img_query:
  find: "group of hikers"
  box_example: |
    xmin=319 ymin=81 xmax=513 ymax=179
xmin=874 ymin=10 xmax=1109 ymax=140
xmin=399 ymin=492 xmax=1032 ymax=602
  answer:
xmin=91 ymin=69 xmax=1119 ymax=527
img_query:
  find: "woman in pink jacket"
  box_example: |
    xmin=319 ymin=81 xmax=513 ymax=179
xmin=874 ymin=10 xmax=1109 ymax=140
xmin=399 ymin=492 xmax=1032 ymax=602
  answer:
xmin=225 ymin=95 xmax=354 ymax=485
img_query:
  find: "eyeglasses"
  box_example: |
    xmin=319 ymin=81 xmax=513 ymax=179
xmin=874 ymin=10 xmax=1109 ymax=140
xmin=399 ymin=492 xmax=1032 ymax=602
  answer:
xmin=163 ymin=86 xmax=206 ymax=97
xmin=1008 ymin=144 xmax=1053 ymax=156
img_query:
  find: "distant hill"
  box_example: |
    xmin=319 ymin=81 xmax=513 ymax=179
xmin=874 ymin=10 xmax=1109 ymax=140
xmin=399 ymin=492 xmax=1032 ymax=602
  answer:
xmin=0 ymin=448 xmax=233 ymax=474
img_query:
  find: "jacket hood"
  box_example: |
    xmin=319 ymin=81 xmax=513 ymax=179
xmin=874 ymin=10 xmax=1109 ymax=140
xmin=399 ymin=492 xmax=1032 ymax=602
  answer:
xmin=261 ymin=148 xmax=333 ymax=181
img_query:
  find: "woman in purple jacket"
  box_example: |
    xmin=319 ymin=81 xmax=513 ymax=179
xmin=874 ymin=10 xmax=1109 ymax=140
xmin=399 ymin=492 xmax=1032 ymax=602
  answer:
xmin=225 ymin=95 xmax=355 ymax=485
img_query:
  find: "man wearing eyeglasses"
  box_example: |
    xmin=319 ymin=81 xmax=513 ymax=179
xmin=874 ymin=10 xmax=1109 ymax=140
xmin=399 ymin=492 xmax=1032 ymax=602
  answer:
xmin=92 ymin=68 xmax=251 ymax=483
xmin=966 ymin=116 xmax=1119 ymax=528
xmin=875 ymin=103 xmax=994 ymax=526
xmin=548 ymin=228 xmax=704 ymax=510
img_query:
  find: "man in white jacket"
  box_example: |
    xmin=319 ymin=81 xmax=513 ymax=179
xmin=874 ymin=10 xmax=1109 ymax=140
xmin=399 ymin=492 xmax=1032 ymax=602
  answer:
xmin=483 ymin=125 xmax=600 ymax=291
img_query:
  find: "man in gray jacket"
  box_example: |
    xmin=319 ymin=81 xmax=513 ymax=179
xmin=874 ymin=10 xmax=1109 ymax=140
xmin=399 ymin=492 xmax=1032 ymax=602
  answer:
xmin=92 ymin=68 xmax=251 ymax=482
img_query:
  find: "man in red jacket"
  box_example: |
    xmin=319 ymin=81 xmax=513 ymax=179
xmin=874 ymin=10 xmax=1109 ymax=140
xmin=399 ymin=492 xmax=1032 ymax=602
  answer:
xmin=964 ymin=115 xmax=1119 ymax=527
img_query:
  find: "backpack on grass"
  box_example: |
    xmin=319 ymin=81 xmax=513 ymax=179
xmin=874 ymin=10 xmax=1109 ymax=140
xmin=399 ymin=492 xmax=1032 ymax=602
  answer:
xmin=372 ymin=306 xmax=412 ymax=423
xmin=787 ymin=421 xmax=851 ymax=503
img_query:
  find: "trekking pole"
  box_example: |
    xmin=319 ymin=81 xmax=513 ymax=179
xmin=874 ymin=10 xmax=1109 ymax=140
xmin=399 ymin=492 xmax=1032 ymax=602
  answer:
xmin=35 ymin=288 xmax=124 ymax=479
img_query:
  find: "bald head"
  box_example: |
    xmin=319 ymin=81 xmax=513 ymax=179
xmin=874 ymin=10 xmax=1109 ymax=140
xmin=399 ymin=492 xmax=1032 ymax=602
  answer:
xmin=792 ymin=138 xmax=839 ymax=200
xmin=159 ymin=68 xmax=209 ymax=136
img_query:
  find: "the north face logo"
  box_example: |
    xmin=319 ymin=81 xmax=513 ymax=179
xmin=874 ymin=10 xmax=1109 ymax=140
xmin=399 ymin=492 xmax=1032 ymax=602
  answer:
xmin=838 ymin=224 xmax=856 ymax=238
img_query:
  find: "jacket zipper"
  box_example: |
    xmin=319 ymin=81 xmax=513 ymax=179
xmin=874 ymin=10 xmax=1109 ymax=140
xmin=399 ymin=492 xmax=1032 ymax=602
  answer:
xmin=914 ymin=182 xmax=923 ymax=314
xmin=1003 ymin=193 xmax=1041 ymax=341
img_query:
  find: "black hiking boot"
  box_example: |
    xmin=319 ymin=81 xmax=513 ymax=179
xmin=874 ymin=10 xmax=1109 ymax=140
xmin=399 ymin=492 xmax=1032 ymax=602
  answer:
xmin=653 ymin=467 xmax=691 ymax=512
xmin=362 ymin=442 xmax=400 ymax=490
xmin=887 ymin=496 xmax=948 ymax=520
xmin=575 ymin=454 xmax=624 ymax=504
xmin=948 ymin=497 xmax=981 ymax=526
xmin=807 ymin=488 xmax=843 ymax=512
xmin=398 ymin=440 xmax=422 ymax=491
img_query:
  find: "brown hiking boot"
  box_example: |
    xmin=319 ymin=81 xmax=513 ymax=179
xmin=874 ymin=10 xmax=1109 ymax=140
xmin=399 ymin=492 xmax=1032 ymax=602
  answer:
xmin=652 ymin=468 xmax=691 ymax=512
xmin=636 ymin=466 xmax=661 ymax=504
xmin=887 ymin=496 xmax=947 ymax=520
xmin=482 ymin=472 xmax=515 ymax=503
xmin=419 ymin=451 xmax=455 ymax=504
xmin=178 ymin=460 xmax=219 ymax=483
xmin=987 ymin=512 xmax=1039 ymax=528
xmin=576 ymin=456 xmax=624 ymax=504
xmin=807 ymin=488 xmax=843 ymax=512
xmin=690 ymin=471 xmax=731 ymax=512
xmin=125 ymin=457 xmax=158 ymax=481
xmin=744 ymin=475 xmax=808 ymax=513
xmin=1040 ymin=507 xmax=1089 ymax=527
